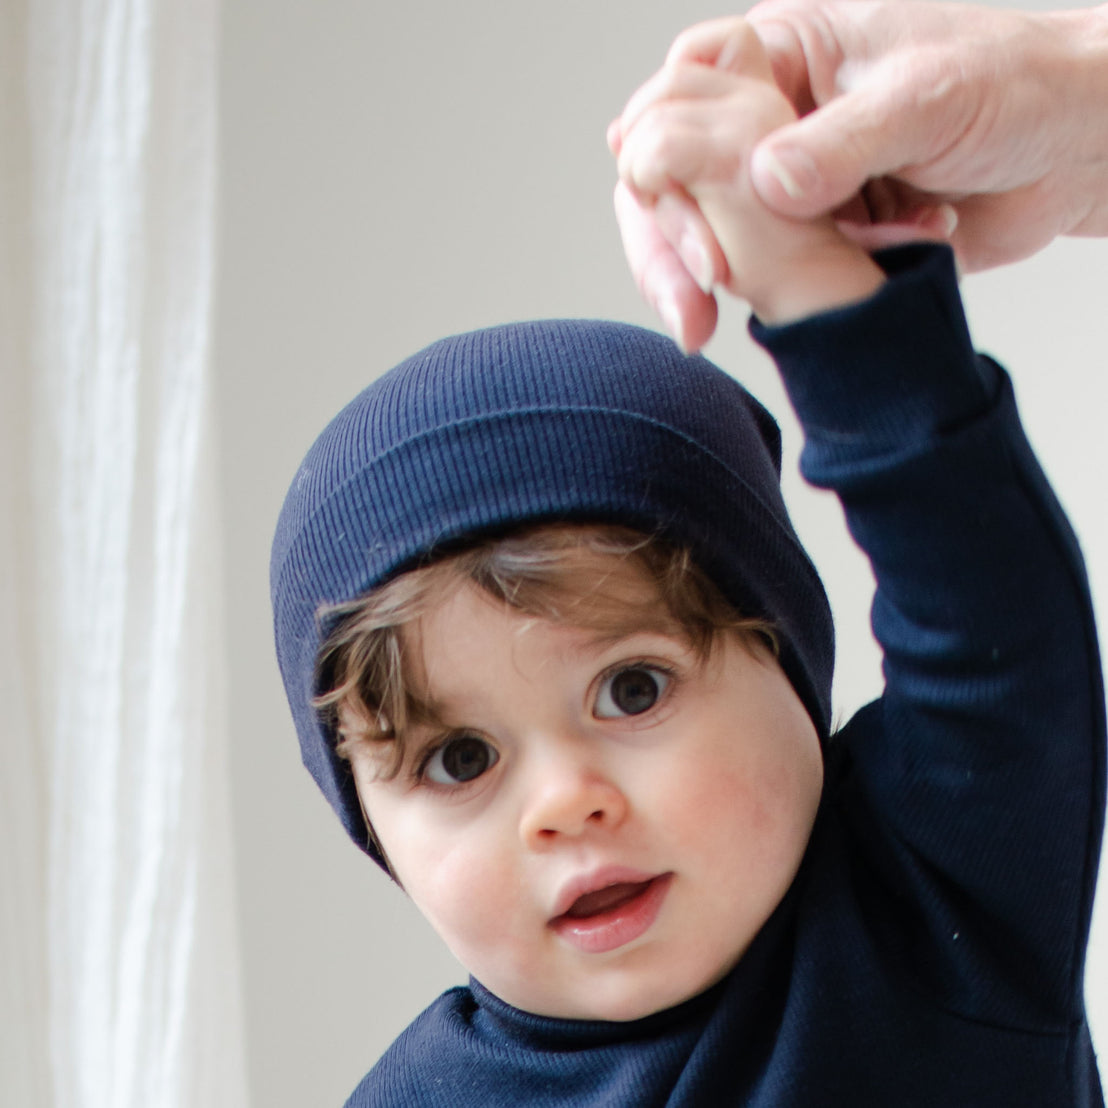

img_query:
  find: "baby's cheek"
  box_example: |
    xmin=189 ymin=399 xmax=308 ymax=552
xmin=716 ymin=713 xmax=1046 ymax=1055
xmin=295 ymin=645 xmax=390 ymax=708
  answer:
xmin=412 ymin=847 xmax=519 ymax=964
xmin=683 ymin=763 xmax=775 ymax=837
xmin=660 ymin=749 xmax=814 ymax=880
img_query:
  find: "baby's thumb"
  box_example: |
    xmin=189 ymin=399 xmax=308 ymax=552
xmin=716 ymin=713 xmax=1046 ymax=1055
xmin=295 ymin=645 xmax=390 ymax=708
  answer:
xmin=751 ymin=93 xmax=897 ymax=219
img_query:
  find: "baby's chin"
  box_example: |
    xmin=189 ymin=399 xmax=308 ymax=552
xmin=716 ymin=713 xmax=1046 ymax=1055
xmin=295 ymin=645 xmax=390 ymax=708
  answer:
xmin=485 ymin=956 xmax=740 ymax=1024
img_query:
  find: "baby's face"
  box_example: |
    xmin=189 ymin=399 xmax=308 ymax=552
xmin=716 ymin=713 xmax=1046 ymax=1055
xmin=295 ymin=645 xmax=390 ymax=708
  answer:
xmin=348 ymin=577 xmax=823 ymax=1021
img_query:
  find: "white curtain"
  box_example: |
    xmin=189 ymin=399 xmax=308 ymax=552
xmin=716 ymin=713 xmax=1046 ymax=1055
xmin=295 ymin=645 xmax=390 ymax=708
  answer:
xmin=0 ymin=1 xmax=249 ymax=1105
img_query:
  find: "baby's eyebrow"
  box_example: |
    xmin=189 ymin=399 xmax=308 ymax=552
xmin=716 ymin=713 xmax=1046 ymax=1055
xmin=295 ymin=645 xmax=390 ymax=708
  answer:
xmin=402 ymin=694 xmax=454 ymax=736
xmin=407 ymin=626 xmax=694 ymax=729
xmin=562 ymin=625 xmax=690 ymax=661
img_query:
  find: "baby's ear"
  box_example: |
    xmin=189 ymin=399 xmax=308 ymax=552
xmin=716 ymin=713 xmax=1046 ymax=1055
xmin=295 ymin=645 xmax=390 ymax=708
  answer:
xmin=337 ymin=699 xmax=372 ymax=740
xmin=336 ymin=699 xmax=393 ymax=755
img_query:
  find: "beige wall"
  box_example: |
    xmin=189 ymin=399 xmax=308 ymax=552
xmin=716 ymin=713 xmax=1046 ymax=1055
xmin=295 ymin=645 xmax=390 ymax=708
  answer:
xmin=213 ymin=2 xmax=1108 ymax=1104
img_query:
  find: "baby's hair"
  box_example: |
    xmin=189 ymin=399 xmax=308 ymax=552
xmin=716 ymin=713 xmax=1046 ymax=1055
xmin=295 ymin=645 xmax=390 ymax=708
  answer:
xmin=313 ymin=522 xmax=776 ymax=777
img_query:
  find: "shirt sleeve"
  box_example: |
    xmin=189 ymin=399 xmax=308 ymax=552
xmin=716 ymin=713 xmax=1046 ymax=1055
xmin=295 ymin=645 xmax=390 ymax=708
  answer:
xmin=750 ymin=244 xmax=1106 ymax=1030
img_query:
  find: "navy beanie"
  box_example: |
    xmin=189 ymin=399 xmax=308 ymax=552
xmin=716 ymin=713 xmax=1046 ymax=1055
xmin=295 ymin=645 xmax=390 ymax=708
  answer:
xmin=271 ymin=319 xmax=834 ymax=859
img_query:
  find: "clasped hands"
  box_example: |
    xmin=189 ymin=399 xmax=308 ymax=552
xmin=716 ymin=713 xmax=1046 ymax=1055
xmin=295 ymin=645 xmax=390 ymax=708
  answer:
xmin=609 ymin=0 xmax=1108 ymax=350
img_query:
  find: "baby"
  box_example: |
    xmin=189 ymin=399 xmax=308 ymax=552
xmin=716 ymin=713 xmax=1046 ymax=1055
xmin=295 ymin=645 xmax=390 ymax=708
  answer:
xmin=271 ymin=19 xmax=1104 ymax=1107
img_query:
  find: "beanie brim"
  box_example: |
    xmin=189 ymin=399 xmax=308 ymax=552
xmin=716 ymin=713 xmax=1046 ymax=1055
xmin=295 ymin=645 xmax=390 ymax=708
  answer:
xmin=271 ymin=320 xmax=834 ymax=860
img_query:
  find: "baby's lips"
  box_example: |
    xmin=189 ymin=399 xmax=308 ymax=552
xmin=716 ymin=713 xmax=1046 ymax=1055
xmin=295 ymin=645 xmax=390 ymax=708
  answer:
xmin=548 ymin=874 xmax=675 ymax=955
xmin=563 ymin=880 xmax=655 ymax=920
xmin=549 ymin=865 xmax=662 ymax=922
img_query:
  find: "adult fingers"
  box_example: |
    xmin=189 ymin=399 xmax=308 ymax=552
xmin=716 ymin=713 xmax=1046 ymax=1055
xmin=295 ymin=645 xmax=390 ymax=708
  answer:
xmin=606 ymin=117 xmax=623 ymax=157
xmin=944 ymin=188 xmax=1066 ymax=273
xmin=744 ymin=10 xmax=815 ymax=114
xmin=652 ymin=188 xmax=728 ymax=295
xmin=614 ymin=63 xmax=745 ymax=160
xmin=749 ymin=73 xmax=971 ymax=219
xmin=666 ymin=16 xmax=775 ymax=83
xmin=617 ymin=71 xmax=795 ymax=202
xmin=617 ymin=106 xmax=713 ymax=200
xmin=613 ymin=182 xmax=719 ymax=352
xmin=835 ymin=203 xmax=958 ymax=253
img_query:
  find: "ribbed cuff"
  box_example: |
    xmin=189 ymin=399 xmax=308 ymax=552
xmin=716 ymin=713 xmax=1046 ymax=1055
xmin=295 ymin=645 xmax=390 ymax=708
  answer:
xmin=749 ymin=244 xmax=998 ymax=453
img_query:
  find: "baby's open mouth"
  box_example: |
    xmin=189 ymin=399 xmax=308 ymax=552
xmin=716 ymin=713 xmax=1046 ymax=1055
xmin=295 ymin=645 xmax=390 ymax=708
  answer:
xmin=563 ymin=880 xmax=655 ymax=919
xmin=550 ymin=874 xmax=673 ymax=954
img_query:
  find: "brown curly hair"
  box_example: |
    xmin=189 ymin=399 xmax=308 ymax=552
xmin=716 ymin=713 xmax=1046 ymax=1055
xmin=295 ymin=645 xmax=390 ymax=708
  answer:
xmin=313 ymin=522 xmax=776 ymax=779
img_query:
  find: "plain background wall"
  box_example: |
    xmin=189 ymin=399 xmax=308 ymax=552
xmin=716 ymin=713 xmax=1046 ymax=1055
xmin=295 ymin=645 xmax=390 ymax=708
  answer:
xmin=213 ymin=2 xmax=1108 ymax=1104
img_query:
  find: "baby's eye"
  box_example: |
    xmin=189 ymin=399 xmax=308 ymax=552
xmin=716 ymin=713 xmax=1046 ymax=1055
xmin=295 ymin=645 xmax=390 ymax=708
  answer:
xmin=594 ymin=665 xmax=670 ymax=719
xmin=421 ymin=735 xmax=499 ymax=786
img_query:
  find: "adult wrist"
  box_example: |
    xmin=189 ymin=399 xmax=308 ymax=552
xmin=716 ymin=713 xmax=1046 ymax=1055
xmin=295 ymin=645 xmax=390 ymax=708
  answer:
xmin=1040 ymin=5 xmax=1108 ymax=236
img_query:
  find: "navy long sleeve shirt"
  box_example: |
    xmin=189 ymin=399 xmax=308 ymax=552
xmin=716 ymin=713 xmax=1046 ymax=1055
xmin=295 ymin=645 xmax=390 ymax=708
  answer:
xmin=347 ymin=246 xmax=1106 ymax=1106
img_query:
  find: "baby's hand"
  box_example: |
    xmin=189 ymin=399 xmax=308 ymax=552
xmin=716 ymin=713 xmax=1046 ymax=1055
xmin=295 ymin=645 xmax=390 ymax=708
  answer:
xmin=610 ymin=18 xmax=885 ymax=342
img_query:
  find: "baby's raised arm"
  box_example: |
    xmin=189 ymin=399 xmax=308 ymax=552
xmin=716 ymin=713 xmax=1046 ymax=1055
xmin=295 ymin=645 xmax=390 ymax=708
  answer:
xmin=610 ymin=19 xmax=884 ymax=347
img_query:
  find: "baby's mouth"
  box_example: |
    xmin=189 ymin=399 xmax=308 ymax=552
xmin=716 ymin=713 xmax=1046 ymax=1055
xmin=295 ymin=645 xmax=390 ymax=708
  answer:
xmin=549 ymin=873 xmax=674 ymax=954
xmin=563 ymin=881 xmax=655 ymax=919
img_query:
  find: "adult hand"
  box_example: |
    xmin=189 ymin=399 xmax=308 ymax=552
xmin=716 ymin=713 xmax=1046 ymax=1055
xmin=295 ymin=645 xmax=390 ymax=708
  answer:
xmin=608 ymin=8 xmax=958 ymax=350
xmin=613 ymin=20 xmax=884 ymax=338
xmin=744 ymin=0 xmax=1108 ymax=271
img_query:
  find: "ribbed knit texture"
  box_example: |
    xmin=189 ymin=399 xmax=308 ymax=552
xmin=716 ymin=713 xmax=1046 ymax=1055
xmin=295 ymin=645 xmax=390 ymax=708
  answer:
xmin=271 ymin=320 xmax=833 ymax=857
xmin=337 ymin=246 xmax=1105 ymax=1106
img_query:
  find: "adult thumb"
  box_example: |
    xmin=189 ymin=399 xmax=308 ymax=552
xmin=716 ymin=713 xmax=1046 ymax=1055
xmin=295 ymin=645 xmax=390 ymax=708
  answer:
xmin=751 ymin=90 xmax=908 ymax=218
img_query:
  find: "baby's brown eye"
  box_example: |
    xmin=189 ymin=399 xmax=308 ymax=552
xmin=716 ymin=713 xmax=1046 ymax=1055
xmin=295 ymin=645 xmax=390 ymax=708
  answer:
xmin=423 ymin=735 xmax=498 ymax=785
xmin=595 ymin=666 xmax=670 ymax=718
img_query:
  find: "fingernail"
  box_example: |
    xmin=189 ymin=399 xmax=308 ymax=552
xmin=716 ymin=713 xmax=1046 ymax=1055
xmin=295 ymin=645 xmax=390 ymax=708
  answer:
xmin=939 ymin=203 xmax=959 ymax=237
xmin=680 ymin=232 xmax=715 ymax=294
xmin=658 ymin=296 xmax=688 ymax=353
xmin=758 ymin=146 xmax=819 ymax=201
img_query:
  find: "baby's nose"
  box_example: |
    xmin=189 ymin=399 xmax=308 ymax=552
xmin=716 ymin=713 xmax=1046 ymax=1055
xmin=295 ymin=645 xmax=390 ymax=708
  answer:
xmin=518 ymin=756 xmax=629 ymax=849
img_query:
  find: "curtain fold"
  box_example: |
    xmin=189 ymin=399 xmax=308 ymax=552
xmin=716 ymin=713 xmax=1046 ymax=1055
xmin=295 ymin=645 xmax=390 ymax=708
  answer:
xmin=2 ymin=1 xmax=249 ymax=1105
